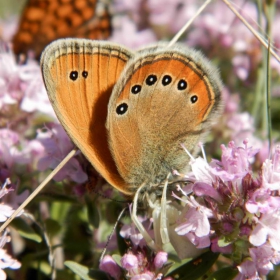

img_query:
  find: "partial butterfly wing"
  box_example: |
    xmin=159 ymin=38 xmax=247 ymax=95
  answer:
xmin=107 ymin=43 xmax=222 ymax=191
xmin=41 ymin=39 xmax=134 ymax=195
xmin=13 ymin=0 xmax=111 ymax=59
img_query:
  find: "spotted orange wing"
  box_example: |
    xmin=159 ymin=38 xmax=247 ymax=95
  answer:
xmin=41 ymin=39 xmax=134 ymax=195
xmin=13 ymin=0 xmax=111 ymax=59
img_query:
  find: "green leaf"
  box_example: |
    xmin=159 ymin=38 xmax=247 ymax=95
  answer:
xmin=45 ymin=218 xmax=62 ymax=237
xmin=65 ymin=261 xmax=92 ymax=280
xmin=112 ymin=254 xmax=122 ymax=267
xmin=11 ymin=217 xmax=42 ymax=243
xmin=218 ymin=236 xmax=232 ymax=247
xmin=166 ymin=251 xmax=219 ymax=280
xmin=207 ymin=267 xmax=238 ymax=280
xmin=86 ymin=196 xmax=100 ymax=229
xmin=50 ymin=201 xmax=71 ymax=223
xmin=65 ymin=261 xmax=109 ymax=280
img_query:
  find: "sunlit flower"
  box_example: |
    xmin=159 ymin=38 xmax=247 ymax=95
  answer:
xmin=172 ymin=141 xmax=280 ymax=279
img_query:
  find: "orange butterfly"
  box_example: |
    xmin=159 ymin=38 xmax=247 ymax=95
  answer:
xmin=13 ymin=0 xmax=111 ymax=59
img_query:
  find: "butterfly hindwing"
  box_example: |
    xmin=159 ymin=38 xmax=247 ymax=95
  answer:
xmin=107 ymin=43 xmax=222 ymax=188
xmin=41 ymin=39 xmax=134 ymax=194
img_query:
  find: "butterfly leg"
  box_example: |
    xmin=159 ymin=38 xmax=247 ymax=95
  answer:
xmin=132 ymin=183 xmax=156 ymax=250
xmin=160 ymin=178 xmax=170 ymax=245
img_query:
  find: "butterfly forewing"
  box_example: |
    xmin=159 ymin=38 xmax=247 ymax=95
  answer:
xmin=41 ymin=39 xmax=134 ymax=195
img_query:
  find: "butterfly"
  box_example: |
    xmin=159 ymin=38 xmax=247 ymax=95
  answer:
xmin=40 ymin=38 xmax=222 ymax=258
xmin=13 ymin=0 xmax=111 ymax=60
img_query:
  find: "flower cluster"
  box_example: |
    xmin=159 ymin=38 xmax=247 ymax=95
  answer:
xmin=100 ymin=250 xmax=170 ymax=280
xmin=173 ymin=140 xmax=280 ymax=279
xmin=0 ymin=179 xmax=22 ymax=279
xmin=104 ymin=140 xmax=280 ymax=279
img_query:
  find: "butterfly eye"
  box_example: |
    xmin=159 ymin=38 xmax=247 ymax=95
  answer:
xmin=191 ymin=95 xmax=198 ymax=103
xmin=82 ymin=71 xmax=88 ymax=78
xmin=116 ymin=103 xmax=128 ymax=115
xmin=146 ymin=74 xmax=157 ymax=86
xmin=131 ymin=85 xmax=142 ymax=94
xmin=177 ymin=79 xmax=187 ymax=90
xmin=162 ymin=75 xmax=172 ymax=86
xmin=70 ymin=71 xmax=78 ymax=81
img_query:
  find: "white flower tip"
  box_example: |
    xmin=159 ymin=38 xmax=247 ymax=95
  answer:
xmin=180 ymin=144 xmax=195 ymax=161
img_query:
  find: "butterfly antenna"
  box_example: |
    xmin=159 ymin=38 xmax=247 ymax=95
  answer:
xmin=91 ymin=189 xmax=130 ymax=203
xmin=222 ymin=0 xmax=280 ymax=63
xmin=0 ymin=148 xmax=78 ymax=233
xmin=168 ymin=0 xmax=212 ymax=47
xmin=86 ymin=173 xmax=130 ymax=203
xmin=99 ymin=206 xmax=128 ymax=262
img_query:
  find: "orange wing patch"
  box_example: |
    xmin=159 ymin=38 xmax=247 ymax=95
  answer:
xmin=13 ymin=0 xmax=111 ymax=59
xmin=41 ymin=39 xmax=133 ymax=195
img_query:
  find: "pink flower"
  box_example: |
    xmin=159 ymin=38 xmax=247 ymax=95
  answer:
xmin=175 ymin=197 xmax=211 ymax=239
xmin=246 ymin=188 xmax=280 ymax=214
xmin=121 ymin=253 xmax=139 ymax=271
xmin=0 ymin=205 xmax=16 ymax=222
xmin=120 ymin=223 xmax=148 ymax=248
xmin=131 ymin=272 xmax=154 ymax=280
xmin=110 ymin=16 xmax=157 ymax=49
xmin=262 ymin=146 xmax=280 ymax=191
xmin=211 ymin=140 xmax=258 ymax=182
xmin=37 ymin=123 xmax=88 ymax=183
xmin=0 ymin=44 xmax=54 ymax=117
xmin=108 ymin=248 xmax=172 ymax=279
xmin=0 ymin=249 xmax=21 ymax=279
xmin=232 ymin=54 xmax=250 ymax=80
xmin=99 ymin=255 xmax=121 ymax=279
xmin=147 ymin=0 xmax=196 ymax=33
xmin=154 ymin=251 xmax=168 ymax=269
xmin=237 ymin=244 xmax=275 ymax=279
xmin=0 ymin=183 xmax=22 ymax=279
xmin=0 ymin=128 xmax=44 ymax=171
xmin=249 ymin=212 xmax=280 ymax=251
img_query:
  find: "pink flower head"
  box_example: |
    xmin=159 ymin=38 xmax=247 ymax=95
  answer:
xmin=117 ymin=247 xmax=171 ymax=279
xmin=99 ymin=255 xmax=121 ymax=279
xmin=237 ymin=244 xmax=275 ymax=279
xmin=211 ymin=140 xmax=258 ymax=182
xmin=120 ymin=223 xmax=148 ymax=248
xmin=249 ymin=212 xmax=280 ymax=251
xmin=37 ymin=123 xmax=88 ymax=183
xmin=246 ymin=188 xmax=280 ymax=214
xmin=262 ymin=146 xmax=280 ymax=191
xmin=0 ymin=44 xmax=54 ymax=117
xmin=175 ymin=197 xmax=211 ymax=239
xmin=154 ymin=251 xmax=168 ymax=269
xmin=121 ymin=253 xmax=139 ymax=274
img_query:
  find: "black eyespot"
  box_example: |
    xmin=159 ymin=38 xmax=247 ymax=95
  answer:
xmin=70 ymin=71 xmax=78 ymax=81
xmin=191 ymin=95 xmax=198 ymax=103
xmin=146 ymin=74 xmax=157 ymax=86
xmin=82 ymin=71 xmax=88 ymax=78
xmin=177 ymin=79 xmax=187 ymax=90
xmin=131 ymin=85 xmax=142 ymax=94
xmin=116 ymin=103 xmax=128 ymax=115
xmin=162 ymin=75 xmax=172 ymax=86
